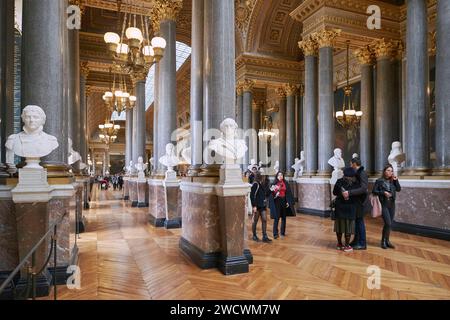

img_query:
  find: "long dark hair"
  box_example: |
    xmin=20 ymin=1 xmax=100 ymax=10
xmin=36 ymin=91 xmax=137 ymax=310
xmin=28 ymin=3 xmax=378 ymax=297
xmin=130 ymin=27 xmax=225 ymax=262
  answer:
xmin=381 ymin=164 xmax=394 ymax=179
xmin=274 ymin=171 xmax=284 ymax=183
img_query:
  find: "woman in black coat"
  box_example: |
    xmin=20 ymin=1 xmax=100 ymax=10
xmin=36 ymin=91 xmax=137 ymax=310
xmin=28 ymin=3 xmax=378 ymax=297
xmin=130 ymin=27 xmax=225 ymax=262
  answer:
xmin=333 ymin=167 xmax=361 ymax=252
xmin=268 ymin=171 xmax=295 ymax=239
xmin=250 ymin=173 xmax=272 ymax=243
xmin=372 ymin=164 xmax=401 ymax=249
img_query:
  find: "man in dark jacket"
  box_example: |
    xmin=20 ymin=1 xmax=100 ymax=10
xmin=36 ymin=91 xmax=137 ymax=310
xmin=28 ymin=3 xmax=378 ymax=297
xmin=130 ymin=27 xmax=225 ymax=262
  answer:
xmin=342 ymin=158 xmax=371 ymax=250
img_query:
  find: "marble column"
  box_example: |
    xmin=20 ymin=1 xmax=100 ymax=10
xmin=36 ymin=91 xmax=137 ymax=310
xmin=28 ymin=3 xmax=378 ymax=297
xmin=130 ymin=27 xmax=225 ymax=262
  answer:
xmin=285 ymin=84 xmax=297 ymax=175
xmin=434 ymin=0 xmax=450 ymax=175
xmin=298 ymin=37 xmax=318 ymax=175
xmin=153 ymin=64 xmax=159 ymax=173
xmin=80 ymin=63 xmax=89 ymax=164
xmin=296 ymin=85 xmax=304 ymax=157
xmin=125 ymin=107 xmax=133 ymax=168
xmin=316 ymin=29 xmax=340 ymax=176
xmin=242 ymin=80 xmax=254 ymax=169
xmin=373 ymin=39 xmax=402 ymax=172
xmin=276 ymin=88 xmax=287 ymax=173
xmin=236 ymin=84 xmax=244 ymax=130
xmin=153 ymin=1 xmax=181 ymax=175
xmin=21 ymin=0 xmax=69 ymax=167
xmin=0 ymin=0 xmax=14 ymax=175
xmin=201 ymin=0 xmax=236 ymax=175
xmin=68 ymin=29 xmax=81 ymax=164
xmin=252 ymin=101 xmax=262 ymax=162
xmin=189 ymin=0 xmax=204 ymax=175
xmin=404 ymin=0 xmax=429 ymax=175
xmin=355 ymin=46 xmax=375 ymax=173
xmin=132 ymin=77 xmax=147 ymax=164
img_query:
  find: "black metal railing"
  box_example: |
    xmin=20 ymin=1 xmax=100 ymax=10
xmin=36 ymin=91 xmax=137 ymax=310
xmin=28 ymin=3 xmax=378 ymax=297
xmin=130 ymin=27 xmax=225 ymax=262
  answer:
xmin=0 ymin=211 xmax=68 ymax=300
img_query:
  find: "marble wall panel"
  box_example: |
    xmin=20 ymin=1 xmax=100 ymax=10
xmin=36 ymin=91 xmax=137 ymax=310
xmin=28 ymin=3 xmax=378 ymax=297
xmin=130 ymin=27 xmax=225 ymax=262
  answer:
xmin=0 ymin=200 xmax=18 ymax=271
xmin=297 ymin=181 xmax=332 ymax=211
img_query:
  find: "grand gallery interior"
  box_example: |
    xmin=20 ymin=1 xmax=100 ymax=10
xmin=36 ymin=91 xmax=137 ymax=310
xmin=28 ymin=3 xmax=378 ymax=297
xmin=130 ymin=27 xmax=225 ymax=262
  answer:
xmin=0 ymin=0 xmax=449 ymax=301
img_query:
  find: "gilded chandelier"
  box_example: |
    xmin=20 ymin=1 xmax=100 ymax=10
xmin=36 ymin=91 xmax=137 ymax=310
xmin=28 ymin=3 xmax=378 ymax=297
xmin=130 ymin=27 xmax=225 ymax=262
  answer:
xmin=102 ymin=67 xmax=136 ymax=114
xmin=99 ymin=119 xmax=121 ymax=145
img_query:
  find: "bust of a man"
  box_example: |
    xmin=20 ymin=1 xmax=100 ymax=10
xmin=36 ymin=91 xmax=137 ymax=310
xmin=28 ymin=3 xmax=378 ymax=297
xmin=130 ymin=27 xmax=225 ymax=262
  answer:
xmin=68 ymin=138 xmax=81 ymax=165
xmin=6 ymin=105 xmax=58 ymax=164
xmin=159 ymin=143 xmax=180 ymax=172
xmin=125 ymin=160 xmax=134 ymax=175
xmin=258 ymin=161 xmax=264 ymax=174
xmin=208 ymin=118 xmax=247 ymax=164
xmin=274 ymin=160 xmax=280 ymax=173
xmin=388 ymin=141 xmax=405 ymax=176
xmin=328 ymin=148 xmax=345 ymax=170
xmin=135 ymin=156 xmax=147 ymax=180
xmin=292 ymin=151 xmax=305 ymax=178
xmin=247 ymin=158 xmax=257 ymax=171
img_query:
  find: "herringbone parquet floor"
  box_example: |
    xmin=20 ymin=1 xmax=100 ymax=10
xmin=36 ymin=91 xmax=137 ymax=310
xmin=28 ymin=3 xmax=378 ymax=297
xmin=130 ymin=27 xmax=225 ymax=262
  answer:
xmin=51 ymin=186 xmax=450 ymax=300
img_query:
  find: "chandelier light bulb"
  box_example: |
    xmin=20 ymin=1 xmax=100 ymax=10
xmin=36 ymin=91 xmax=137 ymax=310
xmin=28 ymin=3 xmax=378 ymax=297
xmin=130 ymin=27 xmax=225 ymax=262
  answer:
xmin=99 ymin=124 xmax=105 ymax=129
xmin=151 ymin=37 xmax=167 ymax=49
xmin=105 ymin=91 xmax=113 ymax=98
xmin=142 ymin=45 xmax=155 ymax=57
xmin=130 ymin=96 xmax=137 ymax=102
xmin=122 ymin=92 xmax=130 ymax=98
xmin=104 ymin=32 xmax=120 ymax=44
xmin=116 ymin=43 xmax=129 ymax=55
xmin=114 ymin=125 xmax=120 ymax=130
xmin=336 ymin=111 xmax=344 ymax=118
xmin=114 ymin=90 xmax=123 ymax=97
xmin=126 ymin=27 xmax=144 ymax=43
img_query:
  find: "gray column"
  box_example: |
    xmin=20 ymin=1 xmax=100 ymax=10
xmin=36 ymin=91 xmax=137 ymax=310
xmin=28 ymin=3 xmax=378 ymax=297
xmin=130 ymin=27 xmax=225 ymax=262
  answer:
xmin=359 ymin=62 xmax=374 ymax=173
xmin=80 ymin=66 xmax=89 ymax=164
xmin=125 ymin=108 xmax=133 ymax=167
xmin=318 ymin=46 xmax=334 ymax=175
xmin=434 ymin=0 xmax=450 ymax=174
xmin=405 ymin=0 xmax=429 ymax=174
xmin=189 ymin=0 xmax=204 ymax=174
xmin=202 ymin=0 xmax=236 ymax=174
xmin=285 ymin=86 xmax=296 ymax=175
xmin=153 ymin=64 xmax=159 ymax=173
xmin=156 ymin=19 xmax=177 ymax=175
xmin=68 ymin=29 xmax=81 ymax=159
xmin=242 ymin=85 xmax=253 ymax=169
xmin=22 ymin=0 xmax=69 ymax=165
xmin=0 ymin=0 xmax=14 ymax=174
xmin=236 ymin=86 xmax=243 ymax=130
xmin=277 ymin=89 xmax=287 ymax=173
xmin=295 ymin=87 xmax=304 ymax=157
xmin=132 ymin=78 xmax=146 ymax=163
xmin=304 ymin=55 xmax=318 ymax=175
xmin=374 ymin=50 xmax=397 ymax=172
xmin=252 ymin=102 xmax=262 ymax=162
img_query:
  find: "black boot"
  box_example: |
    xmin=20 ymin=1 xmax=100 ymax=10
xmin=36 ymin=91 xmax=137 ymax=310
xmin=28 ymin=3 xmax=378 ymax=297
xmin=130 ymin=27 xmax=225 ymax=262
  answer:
xmin=262 ymin=235 xmax=272 ymax=243
xmin=385 ymin=229 xmax=395 ymax=248
xmin=252 ymin=234 xmax=260 ymax=242
xmin=381 ymin=237 xmax=387 ymax=249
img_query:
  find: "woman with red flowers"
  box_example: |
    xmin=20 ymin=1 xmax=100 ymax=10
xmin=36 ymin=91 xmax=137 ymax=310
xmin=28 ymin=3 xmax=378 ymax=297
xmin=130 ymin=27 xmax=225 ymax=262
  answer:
xmin=268 ymin=171 xmax=295 ymax=239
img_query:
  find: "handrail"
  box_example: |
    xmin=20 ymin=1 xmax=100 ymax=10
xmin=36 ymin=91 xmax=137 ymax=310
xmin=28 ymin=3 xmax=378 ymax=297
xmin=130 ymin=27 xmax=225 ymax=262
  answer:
xmin=0 ymin=210 xmax=68 ymax=299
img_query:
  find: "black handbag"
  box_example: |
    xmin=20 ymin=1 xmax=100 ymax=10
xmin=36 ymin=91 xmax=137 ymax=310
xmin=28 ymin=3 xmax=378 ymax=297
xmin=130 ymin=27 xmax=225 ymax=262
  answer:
xmin=330 ymin=198 xmax=336 ymax=220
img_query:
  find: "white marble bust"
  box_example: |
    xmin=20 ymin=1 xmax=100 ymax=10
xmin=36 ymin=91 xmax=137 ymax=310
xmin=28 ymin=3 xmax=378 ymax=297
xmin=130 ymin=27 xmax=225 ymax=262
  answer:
xmin=258 ymin=161 xmax=264 ymax=174
xmin=388 ymin=141 xmax=405 ymax=177
xmin=328 ymin=148 xmax=345 ymax=184
xmin=274 ymin=160 xmax=280 ymax=173
xmin=125 ymin=160 xmax=134 ymax=176
xmin=135 ymin=156 xmax=147 ymax=181
xmin=208 ymin=118 xmax=248 ymax=164
xmin=68 ymin=138 xmax=81 ymax=165
xmin=292 ymin=151 xmax=305 ymax=178
xmin=5 ymin=105 xmax=58 ymax=167
xmin=352 ymin=153 xmax=359 ymax=159
xmin=159 ymin=143 xmax=180 ymax=172
xmin=247 ymin=158 xmax=257 ymax=171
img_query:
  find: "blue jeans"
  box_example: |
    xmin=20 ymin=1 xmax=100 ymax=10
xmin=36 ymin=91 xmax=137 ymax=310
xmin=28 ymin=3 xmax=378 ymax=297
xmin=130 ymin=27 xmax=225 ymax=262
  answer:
xmin=354 ymin=217 xmax=366 ymax=246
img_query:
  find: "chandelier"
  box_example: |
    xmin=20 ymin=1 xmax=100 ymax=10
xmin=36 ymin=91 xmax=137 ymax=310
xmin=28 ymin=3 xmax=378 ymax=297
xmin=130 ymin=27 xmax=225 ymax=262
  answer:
xmin=103 ymin=0 xmax=166 ymax=76
xmin=99 ymin=118 xmax=121 ymax=145
xmin=335 ymin=40 xmax=363 ymax=129
xmin=102 ymin=67 xmax=136 ymax=114
xmin=258 ymin=116 xmax=276 ymax=138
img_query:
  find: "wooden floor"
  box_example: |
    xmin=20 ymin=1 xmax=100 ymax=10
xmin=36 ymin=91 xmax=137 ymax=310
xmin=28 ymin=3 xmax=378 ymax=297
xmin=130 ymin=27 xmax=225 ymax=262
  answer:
xmin=51 ymin=187 xmax=450 ymax=300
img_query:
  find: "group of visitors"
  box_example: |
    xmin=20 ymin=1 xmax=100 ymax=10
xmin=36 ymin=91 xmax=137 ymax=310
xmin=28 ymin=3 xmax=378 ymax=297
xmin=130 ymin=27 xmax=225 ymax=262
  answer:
xmin=96 ymin=174 xmax=124 ymax=191
xmin=247 ymin=157 xmax=401 ymax=252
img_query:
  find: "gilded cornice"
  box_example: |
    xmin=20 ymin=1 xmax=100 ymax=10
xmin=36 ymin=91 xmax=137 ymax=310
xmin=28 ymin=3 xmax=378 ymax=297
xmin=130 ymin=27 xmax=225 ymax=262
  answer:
xmin=69 ymin=0 xmax=86 ymax=15
xmin=235 ymin=0 xmax=257 ymax=37
xmin=313 ymin=28 xmax=341 ymax=48
xmin=284 ymin=84 xmax=298 ymax=97
xmin=353 ymin=45 xmax=375 ymax=65
xmin=371 ymin=38 xmax=403 ymax=60
xmin=236 ymin=83 xmax=244 ymax=96
xmin=242 ymin=79 xmax=255 ymax=93
xmin=298 ymin=35 xmax=318 ymax=56
xmin=276 ymin=87 xmax=286 ymax=99
xmin=83 ymin=0 xmax=152 ymax=15
xmin=80 ymin=61 xmax=90 ymax=77
xmin=151 ymin=0 xmax=183 ymax=27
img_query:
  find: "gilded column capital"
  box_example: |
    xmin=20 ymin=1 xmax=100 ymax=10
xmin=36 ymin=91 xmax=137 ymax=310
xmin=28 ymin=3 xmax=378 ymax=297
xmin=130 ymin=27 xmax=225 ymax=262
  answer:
xmin=313 ymin=29 xmax=341 ymax=48
xmin=298 ymin=35 xmax=318 ymax=56
xmin=276 ymin=87 xmax=286 ymax=99
xmin=242 ymin=79 xmax=255 ymax=93
xmin=371 ymin=38 xmax=403 ymax=61
xmin=131 ymin=72 xmax=147 ymax=85
xmin=353 ymin=45 xmax=375 ymax=65
xmin=429 ymin=30 xmax=436 ymax=56
xmin=284 ymin=83 xmax=298 ymax=97
xmin=236 ymin=83 xmax=244 ymax=96
xmin=69 ymin=0 xmax=86 ymax=15
xmin=151 ymin=0 xmax=183 ymax=29
xmin=298 ymin=83 xmax=305 ymax=97
xmin=80 ymin=61 xmax=90 ymax=77
xmin=85 ymin=85 xmax=92 ymax=97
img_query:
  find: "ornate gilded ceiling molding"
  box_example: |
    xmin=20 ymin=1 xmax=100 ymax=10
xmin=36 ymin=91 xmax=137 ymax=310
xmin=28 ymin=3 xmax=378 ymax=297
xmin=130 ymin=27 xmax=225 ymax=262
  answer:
xmin=276 ymin=87 xmax=286 ymax=99
xmin=353 ymin=45 xmax=375 ymax=66
xmin=84 ymin=0 xmax=152 ymax=15
xmin=69 ymin=0 xmax=86 ymax=15
xmin=313 ymin=28 xmax=341 ymax=48
xmin=298 ymin=35 xmax=318 ymax=56
xmin=242 ymin=79 xmax=255 ymax=93
xmin=236 ymin=83 xmax=244 ymax=95
xmin=235 ymin=0 xmax=257 ymax=37
xmin=80 ymin=61 xmax=90 ymax=77
xmin=151 ymin=0 xmax=183 ymax=31
xmin=284 ymin=84 xmax=298 ymax=97
xmin=371 ymin=38 xmax=403 ymax=60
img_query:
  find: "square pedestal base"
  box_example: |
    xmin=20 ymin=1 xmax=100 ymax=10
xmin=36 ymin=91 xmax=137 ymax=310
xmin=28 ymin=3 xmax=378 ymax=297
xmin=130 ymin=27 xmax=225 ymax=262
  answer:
xmin=296 ymin=178 xmax=332 ymax=217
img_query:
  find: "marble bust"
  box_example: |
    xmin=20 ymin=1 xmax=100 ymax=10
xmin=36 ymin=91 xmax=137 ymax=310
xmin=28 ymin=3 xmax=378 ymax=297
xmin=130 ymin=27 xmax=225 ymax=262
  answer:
xmin=258 ymin=161 xmax=264 ymax=174
xmin=292 ymin=151 xmax=305 ymax=179
xmin=159 ymin=143 xmax=180 ymax=172
xmin=274 ymin=160 xmax=280 ymax=173
xmin=125 ymin=160 xmax=134 ymax=176
xmin=388 ymin=141 xmax=405 ymax=177
xmin=68 ymin=138 xmax=81 ymax=165
xmin=135 ymin=156 xmax=147 ymax=181
xmin=247 ymin=158 xmax=257 ymax=171
xmin=352 ymin=153 xmax=359 ymax=159
xmin=328 ymin=148 xmax=345 ymax=184
xmin=208 ymin=118 xmax=247 ymax=164
xmin=5 ymin=105 xmax=58 ymax=167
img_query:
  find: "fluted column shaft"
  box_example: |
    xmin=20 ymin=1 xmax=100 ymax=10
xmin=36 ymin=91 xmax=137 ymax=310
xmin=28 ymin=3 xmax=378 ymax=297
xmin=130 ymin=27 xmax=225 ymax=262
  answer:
xmin=251 ymin=102 xmax=262 ymax=162
xmin=295 ymin=87 xmax=304 ymax=157
xmin=434 ymin=0 xmax=450 ymax=173
xmin=21 ymin=0 xmax=69 ymax=165
xmin=303 ymin=55 xmax=318 ymax=175
xmin=68 ymin=29 xmax=80 ymax=157
xmin=80 ymin=66 xmax=89 ymax=164
xmin=133 ymin=79 xmax=146 ymax=164
xmin=189 ymin=0 xmax=204 ymax=173
xmin=0 ymin=0 xmax=14 ymax=171
xmin=405 ymin=0 xmax=429 ymax=173
xmin=153 ymin=65 xmax=159 ymax=173
xmin=360 ymin=63 xmax=374 ymax=173
xmin=277 ymin=89 xmax=287 ymax=173
xmin=125 ymin=108 xmax=133 ymax=167
xmin=285 ymin=85 xmax=296 ymax=175
xmin=236 ymin=86 xmax=243 ymax=130
xmin=243 ymin=85 xmax=253 ymax=168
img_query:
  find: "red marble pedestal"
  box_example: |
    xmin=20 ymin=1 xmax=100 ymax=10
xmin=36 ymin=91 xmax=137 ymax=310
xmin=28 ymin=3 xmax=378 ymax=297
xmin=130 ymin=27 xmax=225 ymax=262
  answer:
xmin=296 ymin=177 xmax=332 ymax=217
xmin=148 ymin=179 xmax=165 ymax=227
